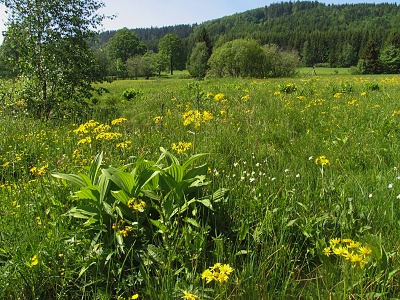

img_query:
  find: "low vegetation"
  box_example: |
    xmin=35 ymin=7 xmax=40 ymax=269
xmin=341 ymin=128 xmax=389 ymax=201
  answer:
xmin=1 ymin=73 xmax=400 ymax=299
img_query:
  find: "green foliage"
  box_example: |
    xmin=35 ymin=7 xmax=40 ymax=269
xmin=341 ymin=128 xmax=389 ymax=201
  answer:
xmin=106 ymin=28 xmax=147 ymax=63
xmin=158 ymin=34 xmax=185 ymax=75
xmin=187 ymin=42 xmax=209 ymax=79
xmin=52 ymin=149 xmax=227 ymax=297
xmin=2 ymin=74 xmax=400 ymax=298
xmin=122 ymin=88 xmax=142 ymax=101
xmin=208 ymin=39 xmax=300 ymax=78
xmin=0 ymin=0 xmax=105 ymax=120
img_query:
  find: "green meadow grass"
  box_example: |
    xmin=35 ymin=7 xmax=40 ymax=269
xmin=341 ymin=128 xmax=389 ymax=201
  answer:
xmin=1 ymin=74 xmax=400 ymax=299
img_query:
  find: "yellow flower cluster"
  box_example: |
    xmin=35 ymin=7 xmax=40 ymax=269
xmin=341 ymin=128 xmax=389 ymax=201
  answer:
xmin=127 ymin=197 xmax=146 ymax=212
xmin=73 ymin=119 xmax=127 ymax=148
xmin=153 ymin=116 xmax=163 ymax=124
xmin=315 ymin=155 xmax=330 ymax=166
xmin=323 ymin=238 xmax=372 ymax=268
xmin=111 ymin=117 xmax=128 ymax=125
xmin=171 ymin=141 xmax=192 ymax=154
xmin=73 ymin=119 xmax=99 ymax=134
xmin=95 ymin=132 xmax=122 ymax=140
xmin=112 ymin=220 xmax=131 ymax=237
xmin=30 ymin=164 xmax=48 ymax=176
xmin=182 ymin=291 xmax=199 ymax=300
xmin=201 ymin=263 xmax=234 ymax=284
xmin=214 ymin=93 xmax=227 ymax=102
xmin=182 ymin=109 xmax=213 ymax=129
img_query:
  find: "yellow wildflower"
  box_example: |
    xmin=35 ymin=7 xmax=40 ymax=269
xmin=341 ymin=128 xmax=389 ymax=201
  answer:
xmin=323 ymin=247 xmax=332 ymax=256
xmin=214 ymin=93 xmax=226 ymax=101
xmin=30 ymin=255 xmax=39 ymax=267
xmin=182 ymin=291 xmax=199 ymax=300
xmin=111 ymin=117 xmax=128 ymax=125
xmin=315 ymin=155 xmax=330 ymax=166
xmin=202 ymin=263 xmax=234 ymax=284
xmin=127 ymin=198 xmax=146 ymax=212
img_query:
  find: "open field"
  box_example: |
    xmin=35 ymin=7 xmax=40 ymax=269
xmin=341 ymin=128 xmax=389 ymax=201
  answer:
xmin=1 ymin=74 xmax=400 ymax=299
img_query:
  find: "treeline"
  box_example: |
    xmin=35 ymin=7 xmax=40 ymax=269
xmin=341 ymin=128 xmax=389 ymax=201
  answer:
xmin=2 ymin=1 xmax=399 ymax=80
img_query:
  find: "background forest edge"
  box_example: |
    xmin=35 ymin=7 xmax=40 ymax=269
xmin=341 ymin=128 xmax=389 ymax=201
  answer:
xmin=95 ymin=1 xmax=400 ymax=70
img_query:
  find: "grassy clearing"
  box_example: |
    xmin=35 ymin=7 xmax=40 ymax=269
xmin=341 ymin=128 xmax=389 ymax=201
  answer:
xmin=1 ymin=74 xmax=400 ymax=299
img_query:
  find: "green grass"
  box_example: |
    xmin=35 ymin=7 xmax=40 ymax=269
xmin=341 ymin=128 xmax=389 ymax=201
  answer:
xmin=1 ymin=74 xmax=400 ymax=299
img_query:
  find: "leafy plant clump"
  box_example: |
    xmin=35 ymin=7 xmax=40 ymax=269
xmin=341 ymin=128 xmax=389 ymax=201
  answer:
xmin=52 ymin=148 xmax=228 ymax=298
xmin=122 ymin=88 xmax=142 ymax=101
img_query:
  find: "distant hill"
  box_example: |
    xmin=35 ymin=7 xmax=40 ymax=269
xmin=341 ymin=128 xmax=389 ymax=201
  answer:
xmin=96 ymin=1 xmax=400 ymax=67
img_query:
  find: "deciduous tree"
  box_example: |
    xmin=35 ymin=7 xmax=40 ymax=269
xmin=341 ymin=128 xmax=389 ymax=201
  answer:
xmin=158 ymin=33 xmax=185 ymax=75
xmin=0 ymin=0 xmax=105 ymax=119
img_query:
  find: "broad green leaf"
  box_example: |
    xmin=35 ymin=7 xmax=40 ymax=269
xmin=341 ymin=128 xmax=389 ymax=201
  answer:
xmin=52 ymin=172 xmax=87 ymax=187
xmin=182 ymin=153 xmax=209 ymax=170
xmin=65 ymin=206 xmax=100 ymax=220
xmin=183 ymin=164 xmax=208 ymax=180
xmin=158 ymin=147 xmax=180 ymax=165
xmin=135 ymin=169 xmax=161 ymax=195
xmin=197 ymin=198 xmax=213 ymax=210
xmin=184 ymin=217 xmax=200 ymax=227
xmin=110 ymin=171 xmax=136 ymax=194
xmin=211 ymin=188 xmax=229 ymax=202
xmin=97 ymin=172 xmax=110 ymax=203
xmin=111 ymin=190 xmax=131 ymax=204
xmin=238 ymin=222 xmax=249 ymax=241
xmin=75 ymin=186 xmax=101 ymax=202
xmin=164 ymin=163 xmax=184 ymax=182
xmin=89 ymin=152 xmax=103 ymax=184
xmin=149 ymin=219 xmax=169 ymax=233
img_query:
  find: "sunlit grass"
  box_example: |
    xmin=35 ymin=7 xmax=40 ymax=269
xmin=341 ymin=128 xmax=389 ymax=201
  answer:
xmin=1 ymin=74 xmax=400 ymax=299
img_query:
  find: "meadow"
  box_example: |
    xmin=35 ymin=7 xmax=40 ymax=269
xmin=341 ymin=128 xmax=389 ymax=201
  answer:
xmin=1 ymin=72 xmax=400 ymax=299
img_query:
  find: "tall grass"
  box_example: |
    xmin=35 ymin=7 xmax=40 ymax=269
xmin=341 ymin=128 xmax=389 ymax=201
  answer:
xmin=1 ymin=74 xmax=400 ymax=299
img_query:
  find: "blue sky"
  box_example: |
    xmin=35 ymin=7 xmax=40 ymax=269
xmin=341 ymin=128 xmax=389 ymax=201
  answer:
xmin=0 ymin=0 xmax=392 ymax=36
xmin=99 ymin=0 xmax=383 ymax=31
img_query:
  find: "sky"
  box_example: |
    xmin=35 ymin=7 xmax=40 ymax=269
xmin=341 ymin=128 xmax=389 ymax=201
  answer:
xmin=0 ymin=0 xmax=392 ymax=38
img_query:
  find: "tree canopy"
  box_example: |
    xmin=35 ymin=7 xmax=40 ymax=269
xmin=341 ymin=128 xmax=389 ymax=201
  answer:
xmin=0 ymin=0 xmax=105 ymax=119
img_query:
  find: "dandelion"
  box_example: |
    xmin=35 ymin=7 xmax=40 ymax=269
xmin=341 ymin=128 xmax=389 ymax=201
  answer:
xmin=361 ymin=91 xmax=367 ymax=96
xmin=1 ymin=161 xmax=9 ymax=167
xmin=182 ymin=291 xmax=199 ymax=300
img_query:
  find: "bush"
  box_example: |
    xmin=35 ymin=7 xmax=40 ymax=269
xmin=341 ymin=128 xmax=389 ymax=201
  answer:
xmin=122 ymin=88 xmax=141 ymax=100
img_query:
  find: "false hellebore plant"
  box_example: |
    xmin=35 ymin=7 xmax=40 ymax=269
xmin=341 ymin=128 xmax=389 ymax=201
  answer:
xmin=52 ymin=148 xmax=228 ymax=292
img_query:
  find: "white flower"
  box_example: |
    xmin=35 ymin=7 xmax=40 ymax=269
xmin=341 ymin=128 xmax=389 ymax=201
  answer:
xmin=308 ymin=156 xmax=313 ymax=160
xmin=296 ymin=174 xmax=300 ymax=178
xmin=249 ymin=177 xmax=256 ymax=182
xmin=397 ymin=194 xmax=400 ymax=200
xmin=256 ymin=163 xmax=260 ymax=167
xmin=368 ymin=194 xmax=373 ymax=198
xmin=388 ymin=183 xmax=393 ymax=189
xmin=284 ymin=169 xmax=289 ymax=173
xmin=233 ymin=162 xmax=239 ymax=167
xmin=241 ymin=176 xmax=245 ymax=181
xmin=271 ymin=177 xmax=276 ymax=181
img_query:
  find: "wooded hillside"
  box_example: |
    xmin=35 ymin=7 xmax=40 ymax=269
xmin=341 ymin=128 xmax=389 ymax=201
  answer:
xmin=97 ymin=1 xmax=400 ymax=68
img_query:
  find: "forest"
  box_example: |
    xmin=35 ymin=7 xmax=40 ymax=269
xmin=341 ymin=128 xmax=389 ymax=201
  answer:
xmin=96 ymin=1 xmax=400 ymax=71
